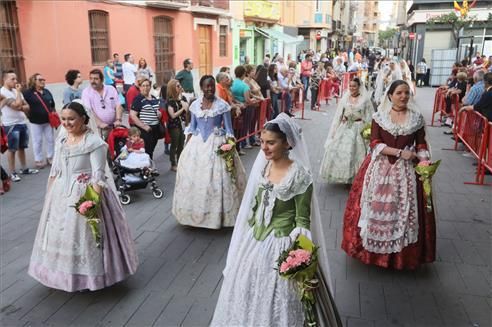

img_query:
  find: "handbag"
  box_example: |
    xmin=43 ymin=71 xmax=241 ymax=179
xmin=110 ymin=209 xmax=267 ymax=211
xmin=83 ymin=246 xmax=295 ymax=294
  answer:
xmin=34 ymin=92 xmax=61 ymax=129
xmin=0 ymin=125 xmax=7 ymax=153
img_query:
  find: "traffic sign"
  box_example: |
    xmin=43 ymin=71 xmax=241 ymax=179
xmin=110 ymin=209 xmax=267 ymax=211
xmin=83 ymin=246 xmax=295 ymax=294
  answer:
xmin=417 ymin=33 xmax=422 ymax=40
xmin=409 ymin=32 xmax=415 ymax=40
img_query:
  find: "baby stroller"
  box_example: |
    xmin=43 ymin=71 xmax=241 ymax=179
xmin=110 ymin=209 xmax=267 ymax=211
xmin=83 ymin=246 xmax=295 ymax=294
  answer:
xmin=107 ymin=127 xmax=164 ymax=205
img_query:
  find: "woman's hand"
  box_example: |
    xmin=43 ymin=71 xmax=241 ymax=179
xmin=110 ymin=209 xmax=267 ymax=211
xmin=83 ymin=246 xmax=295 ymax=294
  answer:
xmin=401 ymin=150 xmax=417 ymax=161
xmin=144 ymin=125 xmax=152 ymax=132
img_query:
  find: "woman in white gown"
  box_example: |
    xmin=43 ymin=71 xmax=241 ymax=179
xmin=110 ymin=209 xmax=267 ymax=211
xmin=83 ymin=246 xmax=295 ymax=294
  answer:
xmin=400 ymin=60 xmax=416 ymax=95
xmin=374 ymin=60 xmax=402 ymax=104
xmin=28 ymin=101 xmax=138 ymax=291
xmin=211 ymin=114 xmax=341 ymax=327
xmin=172 ymin=75 xmax=246 ymax=229
xmin=320 ymin=78 xmax=373 ymax=184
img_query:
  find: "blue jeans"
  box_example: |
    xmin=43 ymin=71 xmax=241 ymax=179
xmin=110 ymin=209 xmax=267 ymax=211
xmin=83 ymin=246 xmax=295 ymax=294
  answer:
xmin=271 ymin=93 xmax=280 ymax=119
xmin=283 ymin=92 xmax=292 ymax=113
xmin=4 ymin=124 xmax=29 ymax=151
xmin=301 ymin=76 xmax=310 ymax=100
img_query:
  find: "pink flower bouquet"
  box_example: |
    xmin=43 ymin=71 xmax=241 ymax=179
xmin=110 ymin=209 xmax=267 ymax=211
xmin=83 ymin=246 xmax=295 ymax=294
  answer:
xmin=276 ymin=235 xmax=319 ymax=326
xmin=216 ymin=139 xmax=237 ymax=183
xmin=415 ymin=159 xmax=441 ymax=213
xmin=72 ymin=184 xmax=102 ymax=248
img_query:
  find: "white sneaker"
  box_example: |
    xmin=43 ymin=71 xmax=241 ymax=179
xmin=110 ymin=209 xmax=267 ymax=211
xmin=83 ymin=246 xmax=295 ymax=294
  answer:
xmin=11 ymin=173 xmax=21 ymax=182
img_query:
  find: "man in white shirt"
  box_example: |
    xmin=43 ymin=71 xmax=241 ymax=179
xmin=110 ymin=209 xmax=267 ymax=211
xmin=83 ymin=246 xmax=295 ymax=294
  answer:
xmin=122 ymin=53 xmax=137 ymax=93
xmin=1 ymin=71 xmax=39 ymax=182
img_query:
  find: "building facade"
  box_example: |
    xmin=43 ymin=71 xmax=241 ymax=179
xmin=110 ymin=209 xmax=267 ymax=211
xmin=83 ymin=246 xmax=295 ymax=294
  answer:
xmin=0 ymin=0 xmax=233 ymax=87
xmin=280 ymin=0 xmax=333 ymax=54
xmin=404 ymin=0 xmax=492 ymax=68
xmin=353 ymin=0 xmax=379 ymax=48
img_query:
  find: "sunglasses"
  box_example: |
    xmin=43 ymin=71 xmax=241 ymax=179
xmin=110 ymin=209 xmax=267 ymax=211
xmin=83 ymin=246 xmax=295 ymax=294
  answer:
xmin=100 ymin=97 xmax=106 ymax=109
xmin=37 ymin=78 xmax=46 ymax=82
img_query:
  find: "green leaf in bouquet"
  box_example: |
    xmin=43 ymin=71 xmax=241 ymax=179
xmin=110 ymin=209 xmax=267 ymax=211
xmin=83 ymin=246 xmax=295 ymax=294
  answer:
xmin=84 ymin=184 xmax=101 ymax=204
xmin=297 ymin=234 xmax=315 ymax=252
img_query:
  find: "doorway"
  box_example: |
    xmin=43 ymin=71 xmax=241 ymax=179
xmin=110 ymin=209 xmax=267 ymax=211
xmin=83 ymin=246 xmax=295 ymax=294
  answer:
xmin=198 ymin=25 xmax=212 ymax=77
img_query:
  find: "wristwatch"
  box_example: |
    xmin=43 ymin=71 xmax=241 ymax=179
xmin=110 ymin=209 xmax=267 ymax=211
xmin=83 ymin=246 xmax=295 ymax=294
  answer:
xmin=396 ymin=149 xmax=402 ymax=158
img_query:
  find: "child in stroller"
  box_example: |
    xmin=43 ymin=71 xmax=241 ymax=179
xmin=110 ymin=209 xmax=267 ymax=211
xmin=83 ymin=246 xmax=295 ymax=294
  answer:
xmin=108 ymin=126 xmax=163 ymax=205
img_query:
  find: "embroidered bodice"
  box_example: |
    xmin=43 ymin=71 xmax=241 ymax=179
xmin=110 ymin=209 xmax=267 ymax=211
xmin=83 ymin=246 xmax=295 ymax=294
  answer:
xmin=50 ymin=130 xmax=108 ymax=197
xmin=186 ymin=96 xmax=234 ymax=141
xmin=342 ymin=96 xmax=372 ymax=122
xmin=248 ymin=161 xmax=313 ymax=241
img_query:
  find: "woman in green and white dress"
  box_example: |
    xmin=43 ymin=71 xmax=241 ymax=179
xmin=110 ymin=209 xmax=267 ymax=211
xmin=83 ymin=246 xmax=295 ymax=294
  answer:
xmin=320 ymin=78 xmax=373 ymax=184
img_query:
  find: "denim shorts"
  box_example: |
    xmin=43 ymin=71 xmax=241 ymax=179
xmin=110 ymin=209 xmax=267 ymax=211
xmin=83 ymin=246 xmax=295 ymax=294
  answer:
xmin=4 ymin=124 xmax=29 ymax=151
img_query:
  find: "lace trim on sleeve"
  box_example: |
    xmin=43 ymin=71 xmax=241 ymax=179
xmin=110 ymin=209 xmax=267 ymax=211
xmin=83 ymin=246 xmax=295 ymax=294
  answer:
xmin=91 ymin=170 xmax=107 ymax=187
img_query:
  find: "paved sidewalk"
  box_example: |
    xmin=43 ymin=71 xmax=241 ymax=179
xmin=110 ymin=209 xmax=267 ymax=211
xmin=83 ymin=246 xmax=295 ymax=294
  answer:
xmin=0 ymin=87 xmax=491 ymax=327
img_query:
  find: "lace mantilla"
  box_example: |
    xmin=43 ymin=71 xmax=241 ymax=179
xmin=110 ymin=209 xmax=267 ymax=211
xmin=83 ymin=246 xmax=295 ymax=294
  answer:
xmin=250 ymin=161 xmax=313 ymax=227
xmin=373 ymin=110 xmax=424 ymax=136
xmin=189 ymin=96 xmax=230 ymax=118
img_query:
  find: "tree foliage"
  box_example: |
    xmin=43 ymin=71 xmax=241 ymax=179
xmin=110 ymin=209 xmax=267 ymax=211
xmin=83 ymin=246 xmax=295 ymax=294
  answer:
xmin=378 ymin=28 xmax=398 ymax=43
xmin=427 ymin=11 xmax=476 ymax=46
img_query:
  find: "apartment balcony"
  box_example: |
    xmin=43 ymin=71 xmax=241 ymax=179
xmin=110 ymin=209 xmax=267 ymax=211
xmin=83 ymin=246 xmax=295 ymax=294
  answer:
xmin=127 ymin=0 xmax=189 ymax=10
xmin=189 ymin=0 xmax=230 ymax=16
xmin=190 ymin=0 xmax=229 ymax=10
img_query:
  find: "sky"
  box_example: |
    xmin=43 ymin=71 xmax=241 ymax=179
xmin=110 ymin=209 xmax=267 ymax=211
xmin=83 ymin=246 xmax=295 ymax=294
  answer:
xmin=378 ymin=0 xmax=395 ymax=30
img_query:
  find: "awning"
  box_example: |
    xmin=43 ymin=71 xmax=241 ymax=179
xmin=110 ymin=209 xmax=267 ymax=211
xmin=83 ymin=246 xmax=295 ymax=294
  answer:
xmin=256 ymin=27 xmax=304 ymax=44
xmin=253 ymin=27 xmax=270 ymax=38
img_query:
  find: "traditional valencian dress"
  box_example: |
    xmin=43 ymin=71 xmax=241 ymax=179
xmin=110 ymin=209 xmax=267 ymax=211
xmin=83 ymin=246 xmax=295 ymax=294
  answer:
xmin=319 ymin=88 xmax=373 ymax=184
xmin=172 ymin=96 xmax=246 ymax=229
xmin=212 ymin=114 xmax=341 ymax=327
xmin=28 ymin=130 xmax=138 ymax=291
xmin=341 ymin=107 xmax=436 ymax=269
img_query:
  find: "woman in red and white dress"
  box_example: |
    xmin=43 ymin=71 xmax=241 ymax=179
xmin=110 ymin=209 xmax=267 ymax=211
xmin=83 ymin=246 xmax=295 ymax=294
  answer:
xmin=341 ymin=80 xmax=436 ymax=270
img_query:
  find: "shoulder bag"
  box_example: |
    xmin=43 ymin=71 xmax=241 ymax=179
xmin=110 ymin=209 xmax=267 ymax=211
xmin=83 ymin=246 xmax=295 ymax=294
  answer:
xmin=34 ymin=92 xmax=61 ymax=129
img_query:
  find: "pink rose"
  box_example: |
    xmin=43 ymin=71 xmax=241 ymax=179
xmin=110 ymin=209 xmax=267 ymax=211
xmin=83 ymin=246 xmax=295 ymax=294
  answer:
xmin=79 ymin=200 xmax=95 ymax=215
xmin=290 ymin=249 xmax=312 ymax=264
xmin=220 ymin=144 xmax=233 ymax=152
xmin=418 ymin=160 xmax=431 ymax=167
xmin=280 ymin=261 xmax=291 ymax=273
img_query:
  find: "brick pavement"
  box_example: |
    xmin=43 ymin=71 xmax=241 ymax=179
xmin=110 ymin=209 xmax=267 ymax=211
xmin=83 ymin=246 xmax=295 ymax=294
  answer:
xmin=0 ymin=87 xmax=490 ymax=327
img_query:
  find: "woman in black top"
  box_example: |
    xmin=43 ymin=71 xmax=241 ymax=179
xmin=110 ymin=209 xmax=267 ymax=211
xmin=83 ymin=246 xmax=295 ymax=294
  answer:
xmin=129 ymin=78 xmax=162 ymax=158
xmin=23 ymin=73 xmax=56 ymax=168
xmin=166 ymin=79 xmax=189 ymax=171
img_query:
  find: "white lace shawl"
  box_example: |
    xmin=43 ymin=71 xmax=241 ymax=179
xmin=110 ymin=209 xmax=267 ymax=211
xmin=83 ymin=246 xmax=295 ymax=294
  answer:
xmin=189 ymin=96 xmax=231 ymax=118
xmin=250 ymin=161 xmax=313 ymax=228
xmin=372 ymin=108 xmax=424 ymax=137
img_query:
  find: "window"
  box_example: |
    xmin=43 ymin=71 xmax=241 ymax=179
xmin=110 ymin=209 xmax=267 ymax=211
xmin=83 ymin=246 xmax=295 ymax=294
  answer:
xmin=374 ymin=12 xmax=378 ymax=17
xmin=153 ymin=16 xmax=174 ymax=85
xmin=219 ymin=25 xmax=227 ymax=57
xmin=88 ymin=10 xmax=110 ymax=65
xmin=0 ymin=1 xmax=25 ymax=82
xmin=315 ymin=0 xmax=320 ymax=12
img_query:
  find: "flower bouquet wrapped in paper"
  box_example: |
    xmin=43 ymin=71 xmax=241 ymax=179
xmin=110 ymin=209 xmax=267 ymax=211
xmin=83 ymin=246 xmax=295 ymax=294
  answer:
xmin=216 ymin=139 xmax=237 ymax=183
xmin=276 ymin=235 xmax=319 ymax=326
xmin=415 ymin=160 xmax=441 ymax=213
xmin=72 ymin=184 xmax=102 ymax=248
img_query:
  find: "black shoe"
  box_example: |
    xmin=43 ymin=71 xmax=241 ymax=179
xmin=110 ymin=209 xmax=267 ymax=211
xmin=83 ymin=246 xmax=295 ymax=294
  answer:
xmin=443 ymin=131 xmax=454 ymax=135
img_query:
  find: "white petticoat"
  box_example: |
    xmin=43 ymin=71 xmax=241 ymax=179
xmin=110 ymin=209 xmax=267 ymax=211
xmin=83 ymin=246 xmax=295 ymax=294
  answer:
xmin=172 ymin=133 xmax=246 ymax=229
xmin=211 ymin=228 xmax=304 ymax=327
